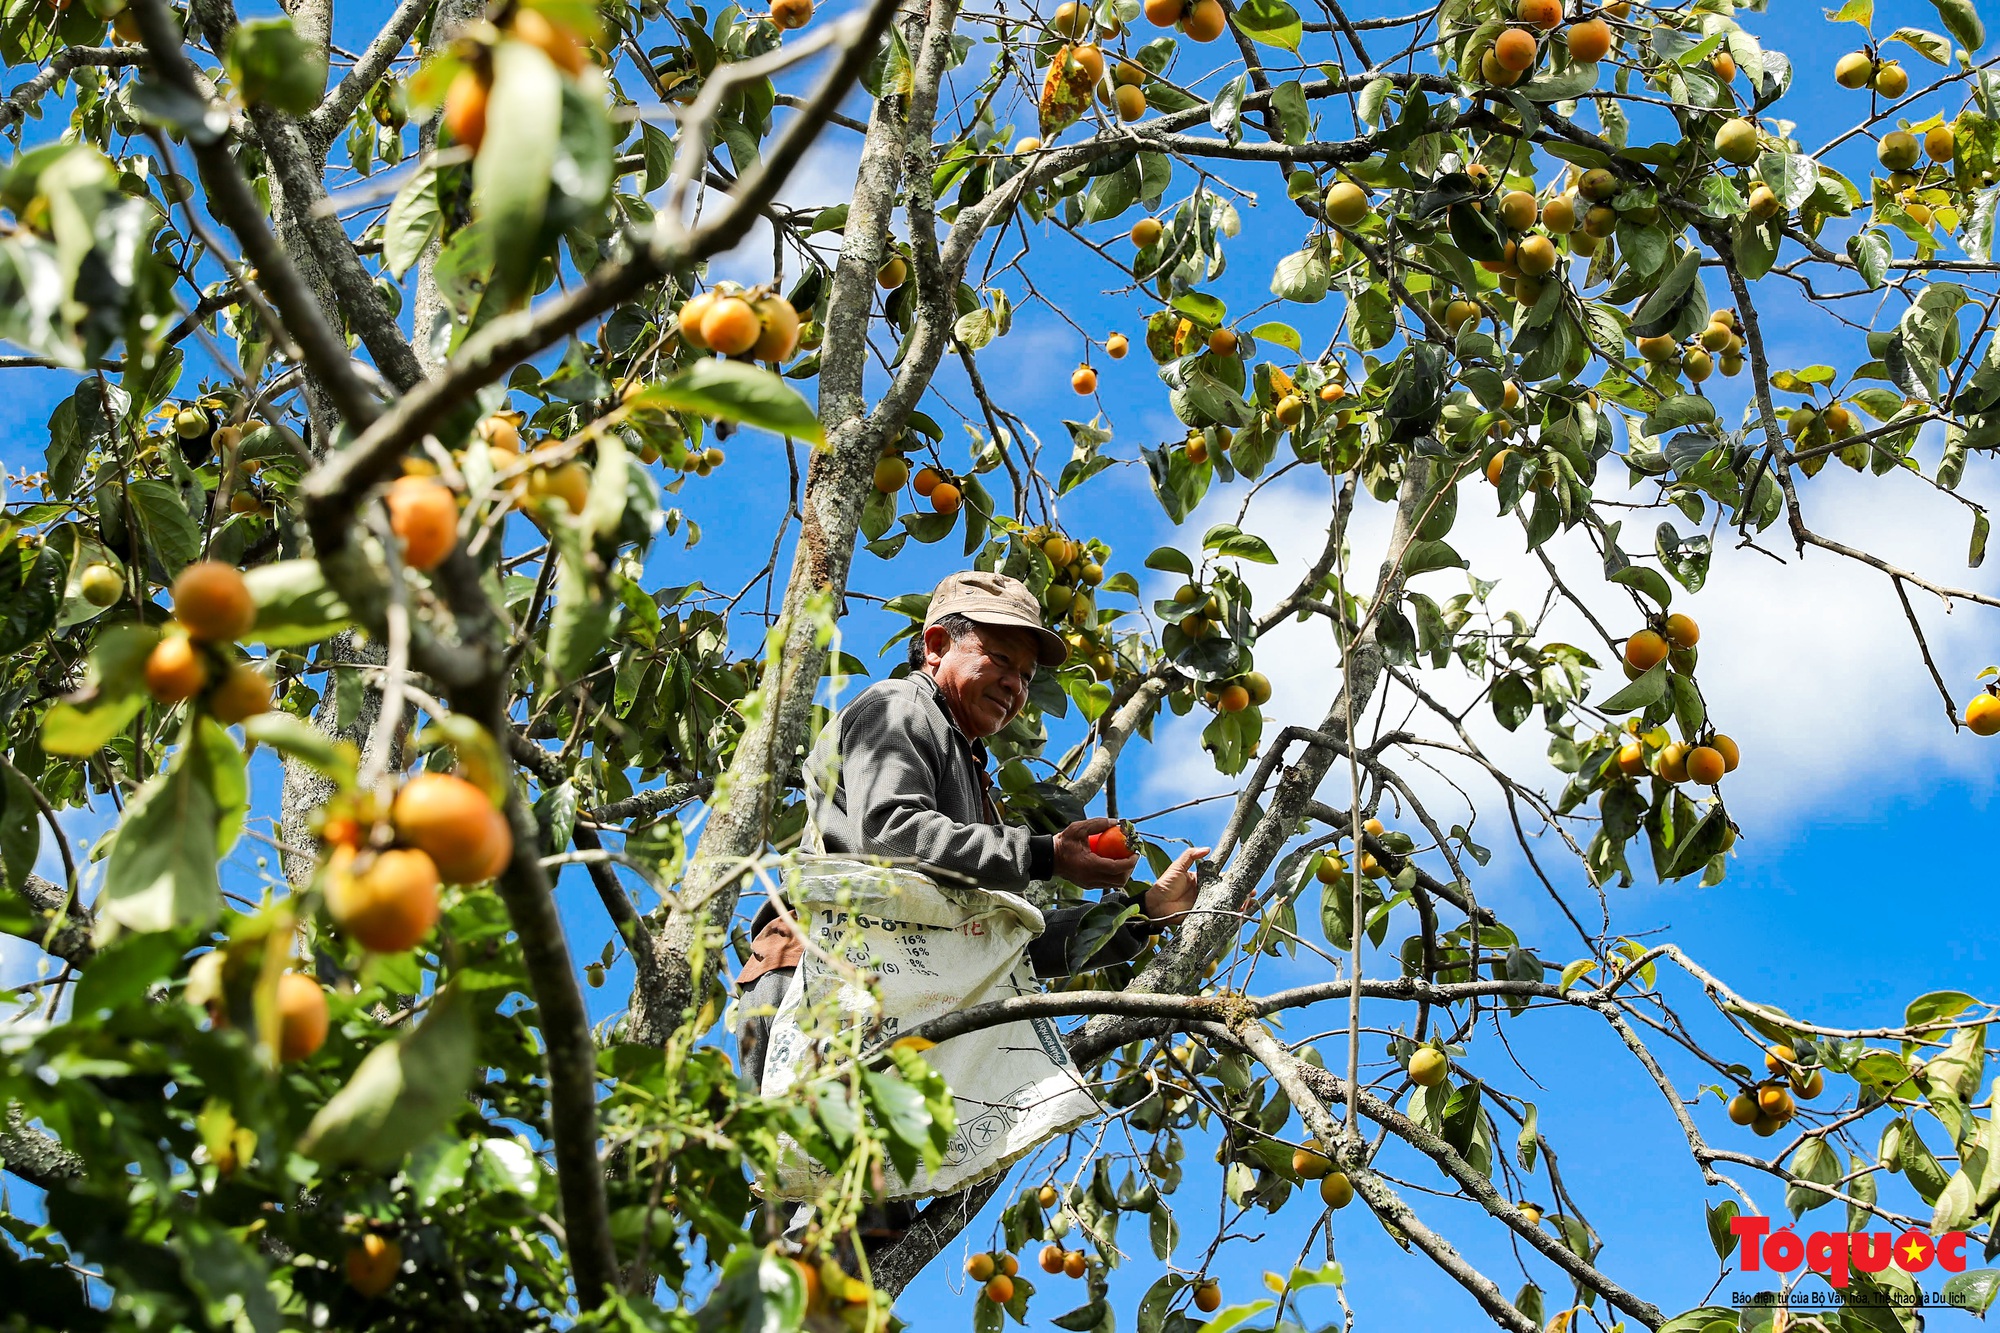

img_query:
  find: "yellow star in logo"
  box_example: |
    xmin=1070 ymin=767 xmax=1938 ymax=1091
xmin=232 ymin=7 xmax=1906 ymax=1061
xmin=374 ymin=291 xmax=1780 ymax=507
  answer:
xmin=1901 ymin=1237 xmax=1928 ymax=1265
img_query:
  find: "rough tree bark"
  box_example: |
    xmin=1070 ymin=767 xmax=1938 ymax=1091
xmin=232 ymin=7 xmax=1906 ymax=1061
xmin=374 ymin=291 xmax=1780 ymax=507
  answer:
xmin=634 ymin=0 xmax=964 ymax=1043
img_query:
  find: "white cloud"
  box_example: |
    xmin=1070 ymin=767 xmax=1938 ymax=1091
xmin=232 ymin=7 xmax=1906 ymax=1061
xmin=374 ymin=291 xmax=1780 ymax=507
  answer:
xmin=1130 ymin=445 xmax=2000 ymax=867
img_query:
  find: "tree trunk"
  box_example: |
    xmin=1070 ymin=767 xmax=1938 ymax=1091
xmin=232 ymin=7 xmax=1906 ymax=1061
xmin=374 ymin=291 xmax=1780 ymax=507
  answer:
xmin=630 ymin=0 xmax=949 ymax=1042
xmin=413 ymin=0 xmax=486 ymax=375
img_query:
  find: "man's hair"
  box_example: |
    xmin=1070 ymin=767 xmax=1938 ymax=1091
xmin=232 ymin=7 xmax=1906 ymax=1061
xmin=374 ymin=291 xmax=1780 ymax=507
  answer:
xmin=909 ymin=612 xmax=978 ymax=670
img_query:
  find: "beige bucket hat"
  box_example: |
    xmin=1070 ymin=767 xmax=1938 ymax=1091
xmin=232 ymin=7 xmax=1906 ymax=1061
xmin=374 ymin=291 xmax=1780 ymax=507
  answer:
xmin=923 ymin=570 xmax=1069 ymax=667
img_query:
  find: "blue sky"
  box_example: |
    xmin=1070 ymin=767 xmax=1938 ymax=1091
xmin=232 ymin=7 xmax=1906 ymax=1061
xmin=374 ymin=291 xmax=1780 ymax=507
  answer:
xmin=4 ymin=0 xmax=2000 ymax=1327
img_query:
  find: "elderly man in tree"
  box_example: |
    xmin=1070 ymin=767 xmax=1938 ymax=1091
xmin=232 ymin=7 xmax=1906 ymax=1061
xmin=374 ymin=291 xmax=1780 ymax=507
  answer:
xmin=735 ymin=568 xmax=1208 ymax=1091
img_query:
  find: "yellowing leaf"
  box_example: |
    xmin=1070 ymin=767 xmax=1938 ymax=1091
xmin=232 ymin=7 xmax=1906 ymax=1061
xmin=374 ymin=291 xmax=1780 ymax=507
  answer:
xmin=1039 ymin=46 xmax=1098 ymax=139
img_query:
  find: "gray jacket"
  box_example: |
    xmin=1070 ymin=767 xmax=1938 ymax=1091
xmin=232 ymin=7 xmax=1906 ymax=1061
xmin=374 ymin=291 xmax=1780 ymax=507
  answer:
xmin=800 ymin=672 xmax=1152 ymax=977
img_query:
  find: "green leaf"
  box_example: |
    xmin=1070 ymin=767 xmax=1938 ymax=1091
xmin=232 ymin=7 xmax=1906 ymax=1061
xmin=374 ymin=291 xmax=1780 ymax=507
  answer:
xmin=1599 ymin=661 xmax=1668 ymax=714
xmin=0 ymin=543 xmax=64 ymax=655
xmin=42 ymin=693 xmax=147 ymax=756
xmin=1516 ymin=1102 xmax=1539 ymax=1171
xmin=1357 ymin=74 xmax=1392 ymax=126
xmin=1758 ymin=150 xmax=1820 ymax=209
xmin=862 ymin=1066 xmax=939 ymax=1179
xmin=1209 ymin=74 xmax=1247 ymax=141
xmin=1082 ymin=159 xmax=1142 ymax=223
xmin=1145 ymin=545 xmax=1195 ymax=576
xmin=1849 ymin=228 xmax=1891 ymax=290
xmin=1202 ymin=523 xmax=1277 ymax=564
xmin=1705 ymin=1199 xmax=1740 ymax=1260
xmin=1931 ymin=0 xmax=1983 ymax=51
xmin=0 ymin=762 xmax=41 ymax=894
xmin=1786 ymin=1138 xmax=1842 ymax=1216
xmin=97 ymin=719 xmax=241 ymax=937
xmin=1051 ymin=1300 xmax=1109 ymax=1331
xmin=1172 ymin=290 xmax=1228 ymax=326
xmin=1521 ymin=62 xmax=1600 ymax=101
xmin=1641 ymin=395 xmax=1717 ymax=437
xmin=382 ymin=161 xmax=443 ymax=280
xmin=1066 ymin=897 xmax=1143 ymax=970
xmin=1609 ymin=564 xmax=1673 ymax=608
xmin=955 ymin=305 xmax=996 ymax=350
xmin=1845 ymin=1152 xmax=1878 ymax=1233
xmin=226 ymin=18 xmax=328 ymax=115
xmin=695 ymin=1247 xmax=810 ymax=1332
xmin=545 ymin=523 xmax=614 ymax=692
xmin=1943 ymin=1271 xmax=2000 ymax=1316
xmin=1233 ymin=0 xmax=1301 ymax=49
xmin=125 ymin=478 xmax=202 ymax=573
xmin=1906 ymin=990 xmax=1978 ymax=1030
xmin=1886 ymin=25 xmax=1954 ymax=61
xmin=1903 ymin=1120 xmax=1952 ymax=1204
xmin=1491 ymin=672 xmax=1534 ymax=731
xmin=473 ymin=40 xmax=564 ymax=304
xmin=1668 ymin=670 xmax=1705 ymax=740
xmin=1270 ymin=245 xmax=1329 ymax=302
xmin=299 ymin=985 xmax=479 ymax=1169
xmin=72 ymin=928 xmax=186 ymax=1015
xmin=245 ymin=559 xmax=352 ymax=646
xmin=1249 ymin=321 xmax=1300 ymax=351
xmin=1148 ymin=1201 xmax=1178 ymax=1260
xmin=1931 ymin=1110 xmax=1995 ymax=1233
xmin=582 ymin=428 xmax=629 ymax=547
xmin=1270 ymin=80 xmax=1308 ymax=145
xmin=1399 ymin=539 xmax=1465 ymax=578
xmin=637 ymin=360 xmax=824 ymax=445
xmin=1629 ymin=250 xmax=1701 ymax=337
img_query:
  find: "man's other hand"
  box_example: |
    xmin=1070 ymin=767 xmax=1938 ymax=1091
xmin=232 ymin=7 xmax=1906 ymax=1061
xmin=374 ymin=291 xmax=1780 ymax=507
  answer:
xmin=1143 ymin=846 xmax=1210 ymax=926
xmin=1054 ymin=817 xmax=1139 ymax=889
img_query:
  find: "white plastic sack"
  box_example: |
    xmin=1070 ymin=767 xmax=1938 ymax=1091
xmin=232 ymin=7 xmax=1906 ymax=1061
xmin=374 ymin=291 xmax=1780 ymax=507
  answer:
xmin=760 ymin=856 xmax=1100 ymax=1201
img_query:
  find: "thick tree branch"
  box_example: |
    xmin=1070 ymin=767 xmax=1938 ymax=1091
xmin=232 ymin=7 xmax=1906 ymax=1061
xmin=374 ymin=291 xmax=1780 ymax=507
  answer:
xmin=459 ymin=679 xmax=618 ymax=1307
xmin=2 ymin=873 xmax=94 ymax=967
xmin=1222 ymin=1021 xmax=1665 ymax=1331
xmin=301 ymin=0 xmax=901 ymax=520
xmin=507 ymin=731 xmax=672 ymax=1015
xmin=185 ymin=0 xmax=427 ymax=395
xmin=1216 ymin=1021 xmax=1541 ymax=1333
xmin=584 ymin=779 xmax=713 ymax=825
xmin=130 ymin=0 xmax=381 ymax=425
xmin=305 ymin=0 xmax=433 ymax=151
xmin=640 ymin=0 xmax=958 ymax=1042
xmin=0 ymin=1108 xmax=82 ymax=1189
xmin=1 ymin=47 xmax=146 ymax=129
xmin=1068 ymin=674 xmax=1170 ymax=805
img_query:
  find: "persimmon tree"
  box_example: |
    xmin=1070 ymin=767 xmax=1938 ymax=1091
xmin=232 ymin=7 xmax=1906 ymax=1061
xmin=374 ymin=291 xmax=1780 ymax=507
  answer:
xmin=2 ymin=0 xmax=2000 ymax=1327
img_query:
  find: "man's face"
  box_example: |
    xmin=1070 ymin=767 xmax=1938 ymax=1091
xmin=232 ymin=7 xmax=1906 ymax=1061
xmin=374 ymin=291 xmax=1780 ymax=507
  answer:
xmin=925 ymin=621 xmax=1039 ymax=738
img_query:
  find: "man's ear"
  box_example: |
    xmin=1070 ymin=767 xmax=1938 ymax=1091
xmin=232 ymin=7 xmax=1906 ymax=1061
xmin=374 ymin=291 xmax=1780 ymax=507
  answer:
xmin=920 ymin=623 xmax=952 ymax=668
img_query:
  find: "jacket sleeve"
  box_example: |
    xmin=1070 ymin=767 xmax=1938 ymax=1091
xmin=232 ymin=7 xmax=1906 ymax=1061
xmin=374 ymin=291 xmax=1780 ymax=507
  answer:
xmin=1027 ymin=904 xmax=1157 ymax=978
xmin=838 ymin=688 xmax=1053 ymax=892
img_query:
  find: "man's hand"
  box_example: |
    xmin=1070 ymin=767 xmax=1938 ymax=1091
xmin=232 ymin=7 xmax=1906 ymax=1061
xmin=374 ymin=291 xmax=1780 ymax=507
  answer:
xmin=1142 ymin=846 xmax=1210 ymax=926
xmin=1054 ymin=817 xmax=1139 ymax=889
